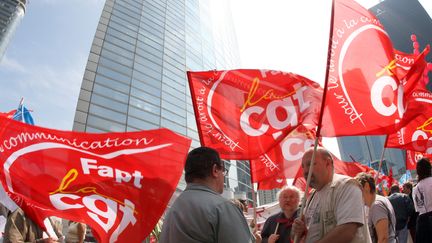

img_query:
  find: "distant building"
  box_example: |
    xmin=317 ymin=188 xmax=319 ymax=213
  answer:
xmin=73 ymin=0 xmax=252 ymax=201
xmin=258 ymin=189 xmax=279 ymax=206
xmin=0 ymin=0 xmax=26 ymax=60
xmin=337 ymin=135 xmax=405 ymax=179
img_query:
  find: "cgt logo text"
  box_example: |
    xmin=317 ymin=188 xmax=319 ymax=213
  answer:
xmin=49 ymin=158 xmax=139 ymax=242
xmin=240 ymin=78 xmax=311 ymax=138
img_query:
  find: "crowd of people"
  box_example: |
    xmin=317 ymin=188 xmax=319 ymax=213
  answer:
xmin=161 ymin=146 xmax=431 ymax=243
xmin=0 ymin=146 xmax=430 ymax=242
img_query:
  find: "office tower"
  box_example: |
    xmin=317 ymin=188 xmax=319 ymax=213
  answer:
xmin=0 ymin=0 xmax=26 ymax=60
xmin=73 ymin=0 xmax=252 ymax=201
xmin=258 ymin=189 xmax=279 ymax=206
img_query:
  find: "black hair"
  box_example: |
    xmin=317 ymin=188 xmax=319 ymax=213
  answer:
xmin=416 ymin=158 xmax=432 ymax=181
xmin=390 ymin=184 xmax=400 ymax=194
xmin=355 ymin=172 xmax=376 ymax=194
xmin=184 ymin=147 xmax=222 ymax=183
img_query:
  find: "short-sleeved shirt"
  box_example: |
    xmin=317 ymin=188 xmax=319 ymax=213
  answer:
xmin=368 ymin=195 xmax=397 ymax=243
xmin=304 ymin=180 xmax=365 ymax=243
xmin=160 ymin=183 xmax=254 ymax=243
xmin=413 ymin=177 xmax=432 ymax=215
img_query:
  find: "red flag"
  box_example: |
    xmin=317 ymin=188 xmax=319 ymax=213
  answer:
xmin=0 ymin=116 xmax=191 ymax=243
xmin=0 ymin=110 xmax=16 ymax=119
xmin=252 ymin=125 xmax=316 ymax=190
xmin=385 ymin=48 xmax=431 ymax=154
xmin=406 ymin=150 xmax=432 ymax=170
xmin=187 ymin=69 xmax=322 ymax=159
xmin=320 ymin=0 xmax=405 ymax=136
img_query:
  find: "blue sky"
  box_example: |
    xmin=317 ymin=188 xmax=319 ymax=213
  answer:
xmin=0 ymin=0 xmax=105 ymax=129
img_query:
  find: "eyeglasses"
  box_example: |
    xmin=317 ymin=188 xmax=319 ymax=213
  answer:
xmin=215 ymin=162 xmax=228 ymax=176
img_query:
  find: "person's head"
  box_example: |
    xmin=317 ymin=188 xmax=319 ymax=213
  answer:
xmin=184 ymin=147 xmax=226 ymax=193
xmin=355 ymin=172 xmax=376 ymax=207
xmin=277 ymin=186 xmax=300 ymax=214
xmin=390 ymin=184 xmax=400 ymax=194
xmin=230 ymin=199 xmax=245 ymax=212
xmin=402 ymin=181 xmax=413 ymax=195
xmin=238 ymin=199 xmax=248 ymax=212
xmin=416 ymin=157 xmax=431 ymax=181
xmin=301 ymin=147 xmax=334 ymax=190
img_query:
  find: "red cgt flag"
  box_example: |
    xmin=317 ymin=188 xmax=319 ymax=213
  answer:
xmin=187 ymin=69 xmax=322 ymax=160
xmin=320 ymin=0 xmax=405 ymax=137
xmin=405 ymin=150 xmax=432 ymax=170
xmin=251 ymin=125 xmax=316 ymax=190
xmin=0 ymin=116 xmax=191 ymax=243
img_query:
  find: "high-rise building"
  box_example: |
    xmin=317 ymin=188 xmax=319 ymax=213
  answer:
xmin=73 ymin=0 xmax=252 ymax=201
xmin=0 ymin=0 xmax=26 ymax=60
xmin=337 ymin=135 xmax=405 ymax=179
xmin=258 ymin=189 xmax=279 ymax=206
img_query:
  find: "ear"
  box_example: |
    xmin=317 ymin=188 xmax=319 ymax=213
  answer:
xmin=210 ymin=164 xmax=219 ymax=178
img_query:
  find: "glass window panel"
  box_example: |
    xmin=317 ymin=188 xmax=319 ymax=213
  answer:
xmin=93 ymin=83 xmax=129 ymax=103
xmin=136 ymin=45 xmax=163 ymax=60
xmin=100 ymin=49 xmax=133 ymax=67
xmin=129 ymin=96 xmax=160 ymax=114
xmin=186 ymin=111 xmax=198 ymax=130
xmin=90 ymin=93 xmax=128 ymax=113
xmin=112 ymin=9 xmax=140 ymax=26
xmin=85 ymin=126 xmax=106 ymax=133
xmin=116 ymin=1 xmax=141 ymax=15
xmin=162 ymin=84 xmax=184 ymax=97
xmin=87 ymin=115 xmax=125 ymax=132
xmin=105 ymin=34 xmax=135 ymax=52
xmin=106 ymin=27 xmax=136 ymax=45
xmin=133 ymin=62 xmax=161 ymax=80
xmin=128 ymin=106 xmax=160 ymax=124
xmin=89 ymin=104 xmax=127 ymax=124
xmin=132 ymin=71 xmax=161 ymax=88
xmin=130 ymin=88 xmax=161 ymax=106
xmin=161 ymin=109 xmax=186 ymax=124
xmin=137 ymin=34 xmax=163 ymax=50
xmin=161 ymin=99 xmax=185 ymax=115
xmin=127 ymin=118 xmax=159 ymax=131
xmin=131 ymin=79 xmax=161 ymax=97
xmin=97 ymin=66 xmax=131 ymax=84
xmin=162 ymin=92 xmax=184 ymax=105
xmin=99 ymin=57 xmax=133 ymax=76
xmin=161 ymin=118 xmax=186 ymax=135
xmin=103 ymin=42 xmax=134 ymax=60
xmin=94 ymin=74 xmax=130 ymax=94
xmin=110 ymin=15 xmax=139 ymax=33
xmin=162 ymin=76 xmax=185 ymax=93
xmin=134 ymin=55 xmax=162 ymax=73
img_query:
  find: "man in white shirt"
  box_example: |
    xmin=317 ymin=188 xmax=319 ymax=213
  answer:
xmin=413 ymin=158 xmax=432 ymax=243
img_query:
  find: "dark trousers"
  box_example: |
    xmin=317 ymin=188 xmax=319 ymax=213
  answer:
xmin=415 ymin=211 xmax=432 ymax=243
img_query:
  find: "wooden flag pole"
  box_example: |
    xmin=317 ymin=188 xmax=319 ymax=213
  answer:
xmin=375 ymin=137 xmax=387 ymax=182
xmin=294 ymin=0 xmax=335 ymax=242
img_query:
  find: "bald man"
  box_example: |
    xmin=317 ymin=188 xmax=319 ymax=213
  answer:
xmin=292 ymin=147 xmax=371 ymax=243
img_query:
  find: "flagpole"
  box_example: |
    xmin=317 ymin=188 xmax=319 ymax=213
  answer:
xmin=248 ymin=160 xmax=258 ymax=230
xmin=375 ymin=136 xmax=387 ymax=182
xmin=294 ymin=0 xmax=335 ymax=242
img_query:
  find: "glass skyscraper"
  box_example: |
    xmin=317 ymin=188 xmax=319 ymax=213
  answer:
xmin=73 ymin=0 xmax=252 ymax=201
xmin=0 ymin=0 xmax=26 ymax=60
xmin=337 ymin=135 xmax=405 ymax=178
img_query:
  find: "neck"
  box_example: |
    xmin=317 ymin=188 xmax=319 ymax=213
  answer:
xmin=190 ymin=178 xmax=220 ymax=193
xmin=283 ymin=208 xmax=296 ymax=218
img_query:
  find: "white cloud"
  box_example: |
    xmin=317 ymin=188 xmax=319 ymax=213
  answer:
xmin=0 ymin=55 xmax=27 ymax=73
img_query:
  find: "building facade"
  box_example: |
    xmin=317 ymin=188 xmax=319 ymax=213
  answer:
xmin=0 ymin=0 xmax=26 ymax=60
xmin=73 ymin=0 xmax=252 ymax=201
xmin=337 ymin=135 xmax=405 ymax=179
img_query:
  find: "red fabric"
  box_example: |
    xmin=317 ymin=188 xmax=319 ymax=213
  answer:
xmin=385 ymin=48 xmax=432 ymax=154
xmin=292 ymin=151 xmax=371 ymax=192
xmin=405 ymin=151 xmax=432 ymax=170
xmin=0 ymin=116 xmax=191 ymax=243
xmin=253 ymin=125 xmax=317 ymax=190
xmin=0 ymin=110 xmax=16 ymax=119
xmin=321 ymin=0 xmax=406 ymax=137
xmin=187 ymin=69 xmax=322 ymax=159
